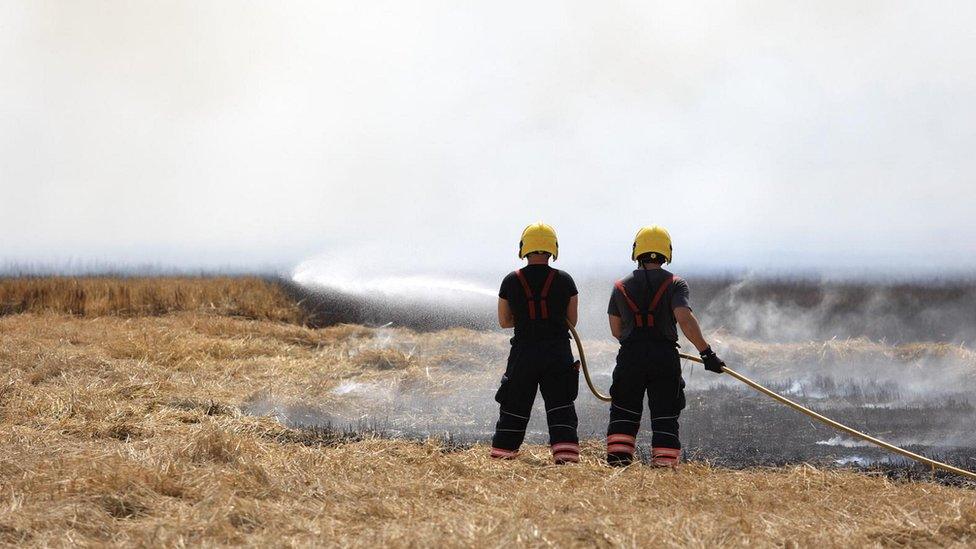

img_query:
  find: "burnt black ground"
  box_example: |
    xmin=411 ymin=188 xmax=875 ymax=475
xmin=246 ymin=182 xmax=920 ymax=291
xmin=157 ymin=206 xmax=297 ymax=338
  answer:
xmin=246 ymin=376 xmax=976 ymax=485
xmin=266 ymin=276 xmax=976 ymax=485
xmin=279 ymin=276 xmax=976 ymax=343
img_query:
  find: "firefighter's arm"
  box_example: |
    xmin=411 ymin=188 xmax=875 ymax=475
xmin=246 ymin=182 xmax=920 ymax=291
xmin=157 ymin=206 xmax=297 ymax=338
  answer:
xmin=675 ymin=306 xmax=726 ymax=373
xmin=608 ymin=313 xmax=622 ymax=340
xmin=497 ymin=298 xmax=515 ymax=329
xmin=566 ymin=295 xmax=579 ymax=327
xmin=674 ymin=306 xmax=709 ymax=352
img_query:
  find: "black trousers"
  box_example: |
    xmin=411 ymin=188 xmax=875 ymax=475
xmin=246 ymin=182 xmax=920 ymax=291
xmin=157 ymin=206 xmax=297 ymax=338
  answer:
xmin=491 ymin=339 xmax=580 ymax=454
xmin=606 ymin=338 xmax=686 ymax=465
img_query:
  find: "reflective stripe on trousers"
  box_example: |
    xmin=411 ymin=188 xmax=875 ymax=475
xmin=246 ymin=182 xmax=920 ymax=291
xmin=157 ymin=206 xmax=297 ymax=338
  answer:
xmin=606 ymin=338 xmax=685 ymax=463
xmin=491 ymin=338 xmax=580 ymax=457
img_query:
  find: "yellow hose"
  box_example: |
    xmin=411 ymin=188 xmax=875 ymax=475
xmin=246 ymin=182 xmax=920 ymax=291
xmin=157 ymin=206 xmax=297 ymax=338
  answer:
xmin=567 ymin=324 xmax=976 ymax=482
xmin=568 ymin=324 xmax=611 ymax=402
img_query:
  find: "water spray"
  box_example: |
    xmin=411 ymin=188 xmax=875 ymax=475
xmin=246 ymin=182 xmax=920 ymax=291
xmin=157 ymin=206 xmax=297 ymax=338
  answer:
xmin=567 ymin=323 xmax=976 ymax=481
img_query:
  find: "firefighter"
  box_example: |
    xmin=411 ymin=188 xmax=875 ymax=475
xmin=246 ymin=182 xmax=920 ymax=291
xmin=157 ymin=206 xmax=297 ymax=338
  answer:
xmin=490 ymin=222 xmax=581 ymax=464
xmin=605 ymin=226 xmax=725 ymax=467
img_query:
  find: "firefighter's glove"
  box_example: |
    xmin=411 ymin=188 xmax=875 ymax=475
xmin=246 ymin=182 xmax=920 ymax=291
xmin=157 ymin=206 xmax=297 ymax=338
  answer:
xmin=700 ymin=347 xmax=725 ymax=374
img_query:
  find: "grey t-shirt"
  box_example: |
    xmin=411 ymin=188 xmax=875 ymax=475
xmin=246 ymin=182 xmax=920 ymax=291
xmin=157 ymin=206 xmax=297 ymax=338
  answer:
xmin=607 ymin=268 xmax=691 ymax=344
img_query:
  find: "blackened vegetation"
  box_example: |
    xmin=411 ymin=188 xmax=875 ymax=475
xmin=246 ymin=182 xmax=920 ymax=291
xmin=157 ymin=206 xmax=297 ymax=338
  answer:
xmin=262 ymin=423 xmax=368 ymax=448
xmin=281 ymin=275 xmax=976 ymax=342
xmin=677 ymin=384 xmax=975 ymax=476
xmin=687 ymin=277 xmax=976 ymax=343
xmin=587 ymin=378 xmax=975 ymax=484
xmin=277 ymin=278 xmax=496 ymax=331
xmin=257 ymin=417 xmax=476 ymax=453
xmin=275 ymin=275 xmax=976 ymax=483
xmin=255 ymin=377 xmax=976 ymax=486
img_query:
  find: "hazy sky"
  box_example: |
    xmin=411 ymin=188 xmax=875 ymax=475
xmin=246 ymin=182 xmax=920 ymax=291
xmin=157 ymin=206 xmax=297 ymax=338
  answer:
xmin=2 ymin=1 xmax=975 ymax=274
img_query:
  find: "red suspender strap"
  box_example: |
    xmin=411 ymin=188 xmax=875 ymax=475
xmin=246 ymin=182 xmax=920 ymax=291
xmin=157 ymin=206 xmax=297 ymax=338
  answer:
xmin=614 ymin=280 xmax=644 ymax=328
xmin=645 ymin=275 xmax=675 ymax=327
xmin=515 ymin=269 xmax=536 ymax=320
xmin=539 ymin=270 xmax=557 ymax=319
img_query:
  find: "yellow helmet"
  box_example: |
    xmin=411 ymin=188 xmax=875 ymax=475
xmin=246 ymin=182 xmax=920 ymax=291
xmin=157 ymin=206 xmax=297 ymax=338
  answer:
xmin=632 ymin=225 xmax=672 ymax=263
xmin=518 ymin=222 xmax=559 ymax=260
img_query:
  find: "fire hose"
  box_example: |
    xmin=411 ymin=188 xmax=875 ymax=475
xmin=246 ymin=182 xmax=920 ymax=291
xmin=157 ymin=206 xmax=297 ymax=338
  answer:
xmin=567 ymin=323 xmax=976 ymax=482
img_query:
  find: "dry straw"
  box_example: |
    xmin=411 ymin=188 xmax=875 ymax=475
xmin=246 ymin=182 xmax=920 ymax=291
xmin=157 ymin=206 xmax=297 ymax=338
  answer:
xmin=0 ymin=277 xmax=973 ymax=546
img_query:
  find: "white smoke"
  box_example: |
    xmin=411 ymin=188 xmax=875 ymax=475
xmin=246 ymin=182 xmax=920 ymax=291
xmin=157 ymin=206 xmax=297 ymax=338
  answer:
xmin=3 ymin=1 xmax=976 ymax=274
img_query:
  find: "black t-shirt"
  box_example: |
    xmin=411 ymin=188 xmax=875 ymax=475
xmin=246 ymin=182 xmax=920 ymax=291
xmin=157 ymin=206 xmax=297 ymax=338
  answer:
xmin=499 ymin=265 xmax=578 ymax=343
xmin=607 ymin=268 xmax=691 ymax=344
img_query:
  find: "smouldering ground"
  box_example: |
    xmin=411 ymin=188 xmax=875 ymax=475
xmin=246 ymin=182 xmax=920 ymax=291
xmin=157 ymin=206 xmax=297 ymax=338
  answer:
xmin=2 ymin=302 xmax=975 ymax=546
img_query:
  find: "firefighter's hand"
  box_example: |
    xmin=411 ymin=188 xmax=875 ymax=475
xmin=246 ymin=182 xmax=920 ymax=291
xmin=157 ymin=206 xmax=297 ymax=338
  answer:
xmin=700 ymin=347 xmax=725 ymax=373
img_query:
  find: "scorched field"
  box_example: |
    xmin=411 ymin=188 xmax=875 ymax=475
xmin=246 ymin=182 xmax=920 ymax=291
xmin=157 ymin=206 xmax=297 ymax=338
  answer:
xmin=0 ymin=276 xmax=974 ymax=547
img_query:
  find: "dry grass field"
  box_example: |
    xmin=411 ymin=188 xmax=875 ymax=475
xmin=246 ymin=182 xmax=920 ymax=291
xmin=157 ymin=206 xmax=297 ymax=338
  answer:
xmin=0 ymin=276 xmax=304 ymax=322
xmin=1 ymin=277 xmax=974 ymax=547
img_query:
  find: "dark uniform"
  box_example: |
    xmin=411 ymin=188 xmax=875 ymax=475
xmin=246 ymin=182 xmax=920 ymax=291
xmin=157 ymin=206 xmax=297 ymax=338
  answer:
xmin=491 ymin=264 xmax=581 ymax=463
xmin=605 ymin=268 xmax=691 ymax=466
